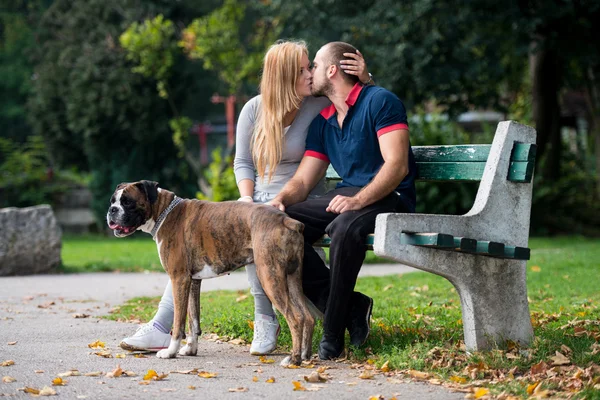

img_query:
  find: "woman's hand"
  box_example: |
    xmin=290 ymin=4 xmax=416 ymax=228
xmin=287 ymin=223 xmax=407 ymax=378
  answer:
xmin=340 ymin=49 xmax=371 ymax=84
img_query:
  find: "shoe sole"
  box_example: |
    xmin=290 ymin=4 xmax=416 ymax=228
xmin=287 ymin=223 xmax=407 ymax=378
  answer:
xmin=353 ymin=297 xmax=373 ymax=347
xmin=119 ymin=341 xmax=167 ymax=352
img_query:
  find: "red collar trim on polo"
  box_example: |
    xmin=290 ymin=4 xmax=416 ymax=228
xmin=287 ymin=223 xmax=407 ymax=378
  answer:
xmin=319 ymin=104 xmax=337 ymax=119
xmin=345 ymin=82 xmax=364 ymax=106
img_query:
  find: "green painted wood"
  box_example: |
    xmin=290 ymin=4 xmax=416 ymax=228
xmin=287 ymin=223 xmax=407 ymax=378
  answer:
xmin=507 ymin=161 xmax=535 ymax=183
xmin=416 ymin=162 xmax=486 ymax=181
xmin=401 ymin=232 xmax=454 ymax=248
xmin=412 ymin=145 xmax=491 ymax=162
xmin=313 ymin=234 xmax=375 ymax=249
xmin=503 ymin=246 xmax=531 ymax=260
xmin=511 ymin=143 xmax=537 ymax=162
xmin=453 ymin=237 xmax=477 ymax=252
xmin=475 ymin=241 xmax=505 ymax=256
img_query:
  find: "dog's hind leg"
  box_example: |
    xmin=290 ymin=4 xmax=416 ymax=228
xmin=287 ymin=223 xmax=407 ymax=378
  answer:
xmin=287 ymin=266 xmax=314 ymax=361
xmin=157 ymin=274 xmax=191 ymax=359
xmin=254 ymin=258 xmax=304 ymax=367
xmin=179 ymin=279 xmax=201 ymax=356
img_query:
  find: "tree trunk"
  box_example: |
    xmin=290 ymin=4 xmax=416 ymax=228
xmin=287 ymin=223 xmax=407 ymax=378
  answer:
xmin=530 ymin=46 xmax=561 ymax=180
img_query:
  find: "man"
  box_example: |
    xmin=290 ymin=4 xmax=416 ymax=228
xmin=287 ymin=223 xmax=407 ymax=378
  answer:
xmin=269 ymin=41 xmax=416 ymax=359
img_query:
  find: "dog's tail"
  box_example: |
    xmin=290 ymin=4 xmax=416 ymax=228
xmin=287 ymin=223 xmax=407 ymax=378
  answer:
xmin=282 ymin=216 xmax=304 ymax=233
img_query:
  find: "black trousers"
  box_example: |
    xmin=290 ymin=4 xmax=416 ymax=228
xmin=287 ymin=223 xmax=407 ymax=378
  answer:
xmin=286 ymin=186 xmax=408 ymax=337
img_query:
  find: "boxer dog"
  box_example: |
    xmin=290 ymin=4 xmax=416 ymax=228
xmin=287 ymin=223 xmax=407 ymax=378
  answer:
xmin=106 ymin=180 xmax=315 ymax=366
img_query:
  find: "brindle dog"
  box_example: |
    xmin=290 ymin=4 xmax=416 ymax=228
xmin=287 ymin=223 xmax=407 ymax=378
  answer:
xmin=106 ymin=180 xmax=315 ymax=366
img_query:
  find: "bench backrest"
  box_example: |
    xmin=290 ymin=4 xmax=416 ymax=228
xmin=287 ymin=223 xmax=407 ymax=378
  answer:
xmin=326 ymin=143 xmax=537 ymax=184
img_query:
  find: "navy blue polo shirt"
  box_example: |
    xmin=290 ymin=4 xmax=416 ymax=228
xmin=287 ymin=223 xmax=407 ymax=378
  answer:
xmin=305 ymin=83 xmax=416 ymax=212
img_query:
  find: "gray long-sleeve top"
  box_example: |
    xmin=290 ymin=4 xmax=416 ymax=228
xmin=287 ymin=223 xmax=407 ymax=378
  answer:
xmin=233 ymin=95 xmax=330 ymax=196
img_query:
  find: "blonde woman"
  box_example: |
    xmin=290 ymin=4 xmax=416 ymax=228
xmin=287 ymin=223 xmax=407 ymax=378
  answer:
xmin=119 ymin=40 xmax=371 ymax=355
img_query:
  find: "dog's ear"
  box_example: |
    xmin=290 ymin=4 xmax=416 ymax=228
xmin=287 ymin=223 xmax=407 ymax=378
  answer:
xmin=116 ymin=182 xmax=128 ymax=190
xmin=136 ymin=180 xmax=159 ymax=204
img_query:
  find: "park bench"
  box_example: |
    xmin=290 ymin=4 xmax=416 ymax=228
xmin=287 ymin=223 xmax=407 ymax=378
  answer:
xmin=315 ymin=120 xmax=537 ymax=352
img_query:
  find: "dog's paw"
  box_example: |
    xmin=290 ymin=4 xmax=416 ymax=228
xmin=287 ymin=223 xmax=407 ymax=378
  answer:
xmin=178 ymin=344 xmax=198 ymax=356
xmin=279 ymin=356 xmax=292 ymax=367
xmin=156 ymin=349 xmax=176 ymax=359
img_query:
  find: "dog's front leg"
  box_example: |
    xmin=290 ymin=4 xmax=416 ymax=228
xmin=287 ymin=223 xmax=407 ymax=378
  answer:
xmin=179 ymin=279 xmax=201 ymax=356
xmin=157 ymin=275 xmax=191 ymax=359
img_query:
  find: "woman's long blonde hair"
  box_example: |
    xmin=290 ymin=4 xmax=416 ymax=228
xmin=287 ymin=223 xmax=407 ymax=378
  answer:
xmin=252 ymin=40 xmax=307 ymax=183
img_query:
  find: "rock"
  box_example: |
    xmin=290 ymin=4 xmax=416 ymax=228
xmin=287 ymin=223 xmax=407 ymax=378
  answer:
xmin=0 ymin=205 xmax=62 ymax=276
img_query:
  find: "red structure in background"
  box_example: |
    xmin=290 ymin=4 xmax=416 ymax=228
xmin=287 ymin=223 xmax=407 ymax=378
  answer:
xmin=210 ymin=93 xmax=238 ymax=149
xmin=192 ymin=123 xmax=212 ymax=165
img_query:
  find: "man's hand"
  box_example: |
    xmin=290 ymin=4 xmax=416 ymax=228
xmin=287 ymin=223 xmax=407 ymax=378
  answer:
xmin=267 ymin=198 xmax=285 ymax=212
xmin=326 ymin=195 xmax=363 ymax=214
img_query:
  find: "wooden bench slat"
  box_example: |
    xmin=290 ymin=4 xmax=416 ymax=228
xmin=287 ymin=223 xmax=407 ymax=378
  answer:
xmin=510 ymin=143 xmax=537 ymax=162
xmin=412 ymin=145 xmax=491 ymax=162
xmin=416 ymin=162 xmax=485 ymax=181
xmin=453 ymin=237 xmax=477 ymax=252
xmin=507 ymin=161 xmax=535 ymax=183
xmin=503 ymin=246 xmax=531 ymax=260
xmin=475 ymin=241 xmax=505 ymax=257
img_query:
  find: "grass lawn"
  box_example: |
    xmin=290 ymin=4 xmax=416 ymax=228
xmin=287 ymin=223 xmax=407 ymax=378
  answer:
xmin=84 ymin=235 xmax=599 ymax=398
xmin=59 ymin=234 xmax=388 ymax=273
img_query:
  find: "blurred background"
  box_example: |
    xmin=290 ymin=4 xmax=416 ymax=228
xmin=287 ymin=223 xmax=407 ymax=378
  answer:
xmin=1 ymin=0 xmax=599 ymax=236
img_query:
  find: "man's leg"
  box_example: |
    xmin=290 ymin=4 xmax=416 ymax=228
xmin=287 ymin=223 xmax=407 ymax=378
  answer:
xmin=320 ymin=190 xmax=404 ymax=358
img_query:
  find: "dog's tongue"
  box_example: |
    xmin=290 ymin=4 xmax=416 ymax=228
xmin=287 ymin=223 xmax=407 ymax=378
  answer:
xmin=109 ymin=222 xmax=133 ymax=233
xmin=108 ymin=222 xmax=119 ymax=230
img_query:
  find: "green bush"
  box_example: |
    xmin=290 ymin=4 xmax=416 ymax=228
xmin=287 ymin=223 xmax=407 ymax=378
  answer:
xmin=196 ymin=148 xmax=239 ymax=201
xmin=0 ymin=136 xmax=88 ymax=208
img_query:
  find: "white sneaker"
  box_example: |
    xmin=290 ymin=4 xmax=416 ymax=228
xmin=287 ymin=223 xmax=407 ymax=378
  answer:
xmin=250 ymin=314 xmax=280 ymax=355
xmin=119 ymin=323 xmax=171 ymax=352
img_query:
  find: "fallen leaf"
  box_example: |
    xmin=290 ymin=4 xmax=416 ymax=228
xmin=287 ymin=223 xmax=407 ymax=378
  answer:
xmin=474 ymin=387 xmax=489 ymax=398
xmin=133 ymin=353 xmax=147 ymax=358
xmin=380 ymin=360 xmax=390 ymax=373
xmin=188 ymin=386 xmax=196 ymax=390
xmin=560 ymin=344 xmax=572 ymax=354
xmin=292 ymin=381 xmax=306 ymax=391
xmin=265 ymin=377 xmax=275 ymax=383
xmin=39 ymin=386 xmax=57 ymax=396
xmin=407 ymin=370 xmax=430 ymax=380
xmin=123 ymin=371 xmax=137 ymax=377
xmin=2 ymin=376 xmax=16 ymax=383
xmin=229 ymin=338 xmax=246 ymax=345
xmin=197 ymin=371 xmax=217 ymax=378
xmin=369 ymin=396 xmax=385 ymax=400
xmin=531 ymin=265 xmax=541 ymax=272
xmin=259 ymin=356 xmax=274 ymax=364
xmin=247 ymin=320 xmax=254 ymax=330
xmin=304 ymin=371 xmax=327 ymax=383
xmin=450 ymin=375 xmax=467 ymax=384
xmin=93 ymin=351 xmax=112 ymax=358
xmin=1 ymin=360 xmax=15 ymax=367
xmin=58 ymin=370 xmax=80 ymax=377
xmin=7 ymin=342 xmax=17 ymax=346
xmin=382 ymin=285 xmax=393 ymax=291
xmin=106 ymin=365 xmax=123 ymax=378
xmin=527 ymin=382 xmax=539 ymax=395
xmin=530 ymin=361 xmax=548 ymax=375
xmin=84 ymin=371 xmax=103 ymax=377
xmin=72 ymin=313 xmax=89 ymax=319
xmin=52 ymin=377 xmax=66 ymax=386
xmin=235 ymin=294 xmax=248 ymax=302
xmin=35 ymin=370 xmax=44 ymax=374
xmin=23 ymin=387 xmax=40 ymax=395
xmin=359 ymin=370 xmax=375 ymax=379
xmin=87 ymin=340 xmax=105 ymax=349
xmin=252 ymin=376 xmax=259 ymax=382
xmin=229 ymin=387 xmax=248 ymax=392
xmin=550 ymin=351 xmax=570 ymax=366
xmin=138 ymin=381 xmax=150 ymax=385
xmin=170 ymin=368 xmax=198 ymax=375
xmin=160 ymin=388 xmax=176 ymax=392
xmin=533 ymin=383 xmax=550 ymax=398
xmin=37 ymin=301 xmax=55 ymax=309
xmin=143 ymin=370 xmax=158 ymax=381
xmin=115 ymin=354 xmax=126 ymax=359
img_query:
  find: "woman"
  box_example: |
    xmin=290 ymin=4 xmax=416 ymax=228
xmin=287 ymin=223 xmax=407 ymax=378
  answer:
xmin=120 ymin=40 xmax=371 ymax=355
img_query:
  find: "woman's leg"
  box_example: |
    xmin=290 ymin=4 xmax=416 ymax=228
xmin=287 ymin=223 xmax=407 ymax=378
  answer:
xmin=119 ymin=280 xmax=173 ymax=352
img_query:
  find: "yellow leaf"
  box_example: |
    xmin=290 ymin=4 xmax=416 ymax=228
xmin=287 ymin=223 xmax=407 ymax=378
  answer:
xmin=115 ymin=353 xmax=126 ymax=359
xmin=369 ymin=396 xmax=384 ymax=400
xmin=531 ymin=265 xmax=541 ymax=272
xmin=106 ymin=365 xmax=123 ymax=378
xmin=1 ymin=360 xmax=15 ymax=367
xmin=292 ymin=381 xmax=306 ymax=391
xmin=382 ymin=284 xmax=393 ymax=291
xmin=52 ymin=377 xmax=66 ymax=386
xmin=133 ymin=353 xmax=147 ymax=358
xmin=144 ymin=370 xmax=158 ymax=381
xmin=188 ymin=386 xmax=196 ymax=390
xmin=266 ymin=377 xmax=275 ymax=383
xmin=408 ymin=370 xmax=430 ymax=380
xmin=235 ymin=294 xmax=249 ymax=302
xmin=474 ymin=387 xmax=489 ymax=398
xmin=450 ymin=375 xmax=467 ymax=384
xmin=94 ymin=351 xmax=112 ymax=358
xmin=380 ymin=360 xmax=390 ymax=372
xmin=252 ymin=376 xmax=259 ymax=382
xmin=2 ymin=376 xmax=16 ymax=383
xmin=367 ymin=359 xmax=376 ymax=365
xmin=527 ymin=382 xmax=539 ymax=395
xmin=24 ymin=387 xmax=40 ymax=394
xmin=198 ymin=371 xmax=217 ymax=378
xmin=247 ymin=320 xmax=254 ymax=330
xmin=87 ymin=340 xmax=105 ymax=349
xmin=259 ymin=356 xmax=275 ymax=364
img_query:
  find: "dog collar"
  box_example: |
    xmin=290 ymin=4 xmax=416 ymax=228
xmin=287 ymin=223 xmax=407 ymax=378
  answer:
xmin=151 ymin=196 xmax=183 ymax=240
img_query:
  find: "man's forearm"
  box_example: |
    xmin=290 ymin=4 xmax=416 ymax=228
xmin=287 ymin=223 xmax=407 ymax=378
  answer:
xmin=354 ymin=161 xmax=407 ymax=207
xmin=274 ymin=178 xmax=311 ymax=206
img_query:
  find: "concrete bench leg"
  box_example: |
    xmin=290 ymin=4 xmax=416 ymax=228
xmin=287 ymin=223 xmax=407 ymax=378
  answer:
xmin=451 ymin=259 xmax=533 ymax=351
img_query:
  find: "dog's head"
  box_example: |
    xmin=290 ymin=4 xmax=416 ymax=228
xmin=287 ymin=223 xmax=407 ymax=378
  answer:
xmin=106 ymin=180 xmax=159 ymax=237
